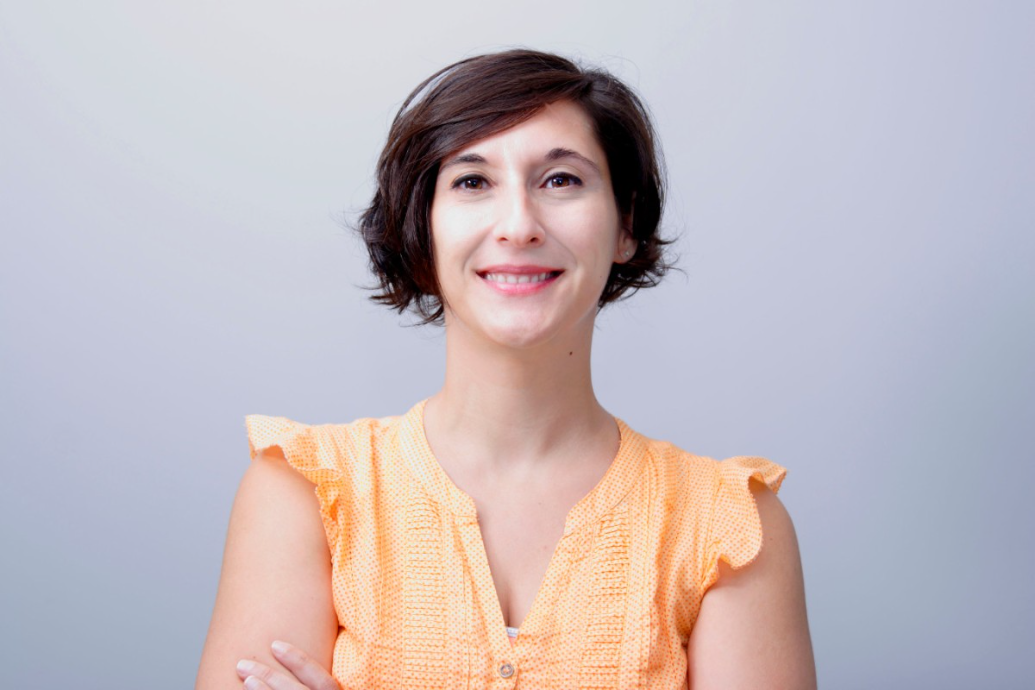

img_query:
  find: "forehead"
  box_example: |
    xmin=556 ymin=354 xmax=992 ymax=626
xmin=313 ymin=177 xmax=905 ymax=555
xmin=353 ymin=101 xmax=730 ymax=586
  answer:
xmin=448 ymin=100 xmax=604 ymax=160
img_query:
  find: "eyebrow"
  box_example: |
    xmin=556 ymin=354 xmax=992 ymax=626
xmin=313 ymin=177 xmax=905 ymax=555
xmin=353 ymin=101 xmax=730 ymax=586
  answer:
xmin=544 ymin=147 xmax=601 ymax=174
xmin=439 ymin=148 xmax=602 ymax=174
xmin=439 ymin=153 xmax=487 ymax=171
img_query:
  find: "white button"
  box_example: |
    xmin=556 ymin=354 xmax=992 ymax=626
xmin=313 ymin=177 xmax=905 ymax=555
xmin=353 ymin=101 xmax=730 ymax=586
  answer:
xmin=499 ymin=662 xmax=515 ymax=678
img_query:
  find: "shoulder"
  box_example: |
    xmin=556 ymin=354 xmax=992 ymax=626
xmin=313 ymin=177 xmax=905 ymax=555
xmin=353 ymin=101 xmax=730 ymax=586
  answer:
xmin=633 ymin=436 xmax=789 ymax=569
xmin=642 ymin=436 xmax=787 ymax=514
xmin=244 ymin=412 xmax=402 ymax=474
xmin=241 ymin=411 xmax=404 ymax=548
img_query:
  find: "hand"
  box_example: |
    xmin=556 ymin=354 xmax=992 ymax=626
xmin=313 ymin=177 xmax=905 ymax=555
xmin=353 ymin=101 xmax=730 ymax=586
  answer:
xmin=235 ymin=640 xmax=341 ymax=690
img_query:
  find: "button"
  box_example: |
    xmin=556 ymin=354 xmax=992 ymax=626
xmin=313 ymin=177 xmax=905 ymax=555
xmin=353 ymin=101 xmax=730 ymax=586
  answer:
xmin=499 ymin=662 xmax=515 ymax=679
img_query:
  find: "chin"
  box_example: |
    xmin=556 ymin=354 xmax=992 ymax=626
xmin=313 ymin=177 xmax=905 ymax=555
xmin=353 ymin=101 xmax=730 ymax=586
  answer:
xmin=444 ymin=297 xmax=597 ymax=350
xmin=482 ymin=318 xmax=557 ymax=350
xmin=485 ymin=305 xmax=600 ymax=351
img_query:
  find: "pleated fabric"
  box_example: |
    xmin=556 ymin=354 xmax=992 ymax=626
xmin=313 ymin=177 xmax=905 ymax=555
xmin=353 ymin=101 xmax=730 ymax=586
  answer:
xmin=244 ymin=399 xmax=786 ymax=690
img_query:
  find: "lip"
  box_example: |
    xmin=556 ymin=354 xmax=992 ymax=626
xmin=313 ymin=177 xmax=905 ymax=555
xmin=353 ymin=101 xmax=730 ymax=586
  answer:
xmin=476 ymin=264 xmax=564 ymax=295
xmin=476 ymin=264 xmax=564 ymax=275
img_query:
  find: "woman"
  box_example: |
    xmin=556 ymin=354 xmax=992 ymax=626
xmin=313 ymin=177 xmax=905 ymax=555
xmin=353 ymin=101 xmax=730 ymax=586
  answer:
xmin=196 ymin=49 xmax=816 ymax=689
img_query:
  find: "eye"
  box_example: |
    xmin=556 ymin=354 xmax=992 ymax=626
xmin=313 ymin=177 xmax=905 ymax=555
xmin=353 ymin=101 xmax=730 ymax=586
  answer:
xmin=451 ymin=175 xmax=487 ymax=191
xmin=544 ymin=173 xmax=582 ymax=189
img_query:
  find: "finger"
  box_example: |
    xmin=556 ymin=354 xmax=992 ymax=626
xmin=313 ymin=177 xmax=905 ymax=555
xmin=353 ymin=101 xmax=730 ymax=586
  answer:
xmin=242 ymin=676 xmax=273 ymax=690
xmin=271 ymin=640 xmax=340 ymax=690
xmin=236 ymin=658 xmax=302 ymax=690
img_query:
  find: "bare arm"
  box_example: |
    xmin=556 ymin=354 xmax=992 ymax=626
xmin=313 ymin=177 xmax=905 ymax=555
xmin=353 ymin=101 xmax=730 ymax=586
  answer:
xmin=196 ymin=450 xmax=338 ymax=690
xmin=687 ymin=480 xmax=816 ymax=689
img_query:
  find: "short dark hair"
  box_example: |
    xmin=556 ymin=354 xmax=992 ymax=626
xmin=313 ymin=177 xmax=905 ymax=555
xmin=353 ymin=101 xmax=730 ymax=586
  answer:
xmin=357 ymin=48 xmax=674 ymax=325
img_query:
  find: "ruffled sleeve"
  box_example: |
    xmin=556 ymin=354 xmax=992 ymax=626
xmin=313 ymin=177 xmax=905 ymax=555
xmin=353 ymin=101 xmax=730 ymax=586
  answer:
xmin=701 ymin=456 xmax=787 ymax=591
xmin=244 ymin=414 xmax=346 ymax=554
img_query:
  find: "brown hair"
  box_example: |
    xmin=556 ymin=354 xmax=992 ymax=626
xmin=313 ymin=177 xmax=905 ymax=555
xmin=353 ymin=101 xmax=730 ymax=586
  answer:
xmin=357 ymin=48 xmax=674 ymax=324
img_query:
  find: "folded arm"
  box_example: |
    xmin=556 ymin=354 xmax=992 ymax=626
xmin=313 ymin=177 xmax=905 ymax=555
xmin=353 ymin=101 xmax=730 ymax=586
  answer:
xmin=196 ymin=450 xmax=338 ymax=689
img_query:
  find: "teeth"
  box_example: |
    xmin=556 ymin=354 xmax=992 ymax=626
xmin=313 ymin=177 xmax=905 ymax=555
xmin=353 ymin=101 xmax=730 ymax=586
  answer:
xmin=484 ymin=272 xmax=554 ymax=284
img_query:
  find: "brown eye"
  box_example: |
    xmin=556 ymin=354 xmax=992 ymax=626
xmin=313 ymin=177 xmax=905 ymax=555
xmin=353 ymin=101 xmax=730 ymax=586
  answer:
xmin=453 ymin=175 xmax=486 ymax=190
xmin=545 ymin=173 xmax=581 ymax=189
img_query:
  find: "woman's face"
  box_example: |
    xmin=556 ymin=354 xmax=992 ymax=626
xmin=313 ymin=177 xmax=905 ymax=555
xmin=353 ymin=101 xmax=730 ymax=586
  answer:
xmin=429 ymin=100 xmax=635 ymax=350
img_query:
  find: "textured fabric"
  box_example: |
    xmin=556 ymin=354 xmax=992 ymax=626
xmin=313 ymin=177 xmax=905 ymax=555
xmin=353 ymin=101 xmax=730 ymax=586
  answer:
xmin=244 ymin=399 xmax=786 ymax=690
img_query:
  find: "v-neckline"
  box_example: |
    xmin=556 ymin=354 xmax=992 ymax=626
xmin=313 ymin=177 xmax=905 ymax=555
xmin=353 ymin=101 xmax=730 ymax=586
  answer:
xmin=397 ymin=397 xmax=649 ymax=650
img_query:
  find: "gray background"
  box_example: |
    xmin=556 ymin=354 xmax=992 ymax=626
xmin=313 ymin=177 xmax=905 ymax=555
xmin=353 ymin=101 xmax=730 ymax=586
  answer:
xmin=2 ymin=1 xmax=1032 ymax=688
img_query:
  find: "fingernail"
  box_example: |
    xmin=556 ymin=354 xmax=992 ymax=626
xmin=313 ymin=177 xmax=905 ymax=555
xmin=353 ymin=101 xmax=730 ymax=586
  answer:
xmin=271 ymin=640 xmax=289 ymax=655
xmin=244 ymin=677 xmax=263 ymax=690
xmin=237 ymin=659 xmax=258 ymax=674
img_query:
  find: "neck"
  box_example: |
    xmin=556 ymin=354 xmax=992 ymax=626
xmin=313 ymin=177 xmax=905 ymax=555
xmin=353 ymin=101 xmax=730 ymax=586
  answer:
xmin=424 ymin=310 xmax=612 ymax=472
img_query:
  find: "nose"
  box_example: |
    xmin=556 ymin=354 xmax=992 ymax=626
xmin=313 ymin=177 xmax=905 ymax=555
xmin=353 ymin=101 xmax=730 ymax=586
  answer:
xmin=493 ymin=186 xmax=545 ymax=247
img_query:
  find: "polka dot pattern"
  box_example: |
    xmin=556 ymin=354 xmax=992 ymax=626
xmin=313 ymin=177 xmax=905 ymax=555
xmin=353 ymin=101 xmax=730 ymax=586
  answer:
xmin=244 ymin=399 xmax=787 ymax=689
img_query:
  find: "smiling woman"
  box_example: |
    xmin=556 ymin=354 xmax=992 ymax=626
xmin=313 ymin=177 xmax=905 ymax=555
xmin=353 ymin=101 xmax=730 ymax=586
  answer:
xmin=195 ymin=49 xmax=816 ymax=690
xmin=357 ymin=50 xmax=670 ymax=326
xmin=430 ymin=101 xmax=633 ymax=349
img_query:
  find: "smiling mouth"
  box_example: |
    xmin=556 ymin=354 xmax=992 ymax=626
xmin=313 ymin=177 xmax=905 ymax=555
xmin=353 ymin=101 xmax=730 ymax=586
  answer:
xmin=479 ymin=270 xmax=563 ymax=285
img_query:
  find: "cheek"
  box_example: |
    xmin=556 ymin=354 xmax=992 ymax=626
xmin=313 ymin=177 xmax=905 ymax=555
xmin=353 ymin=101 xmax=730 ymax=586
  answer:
xmin=569 ymin=206 xmax=621 ymax=266
xmin=430 ymin=201 xmax=458 ymax=264
xmin=429 ymin=206 xmax=479 ymax=292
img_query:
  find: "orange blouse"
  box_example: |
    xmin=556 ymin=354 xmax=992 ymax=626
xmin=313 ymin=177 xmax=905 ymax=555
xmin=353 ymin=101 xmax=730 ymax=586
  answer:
xmin=245 ymin=399 xmax=786 ymax=689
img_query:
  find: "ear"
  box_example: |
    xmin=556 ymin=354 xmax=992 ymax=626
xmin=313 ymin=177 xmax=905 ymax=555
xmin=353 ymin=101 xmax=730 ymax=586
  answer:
xmin=613 ymin=198 xmax=636 ymax=264
xmin=613 ymin=228 xmax=636 ymax=264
